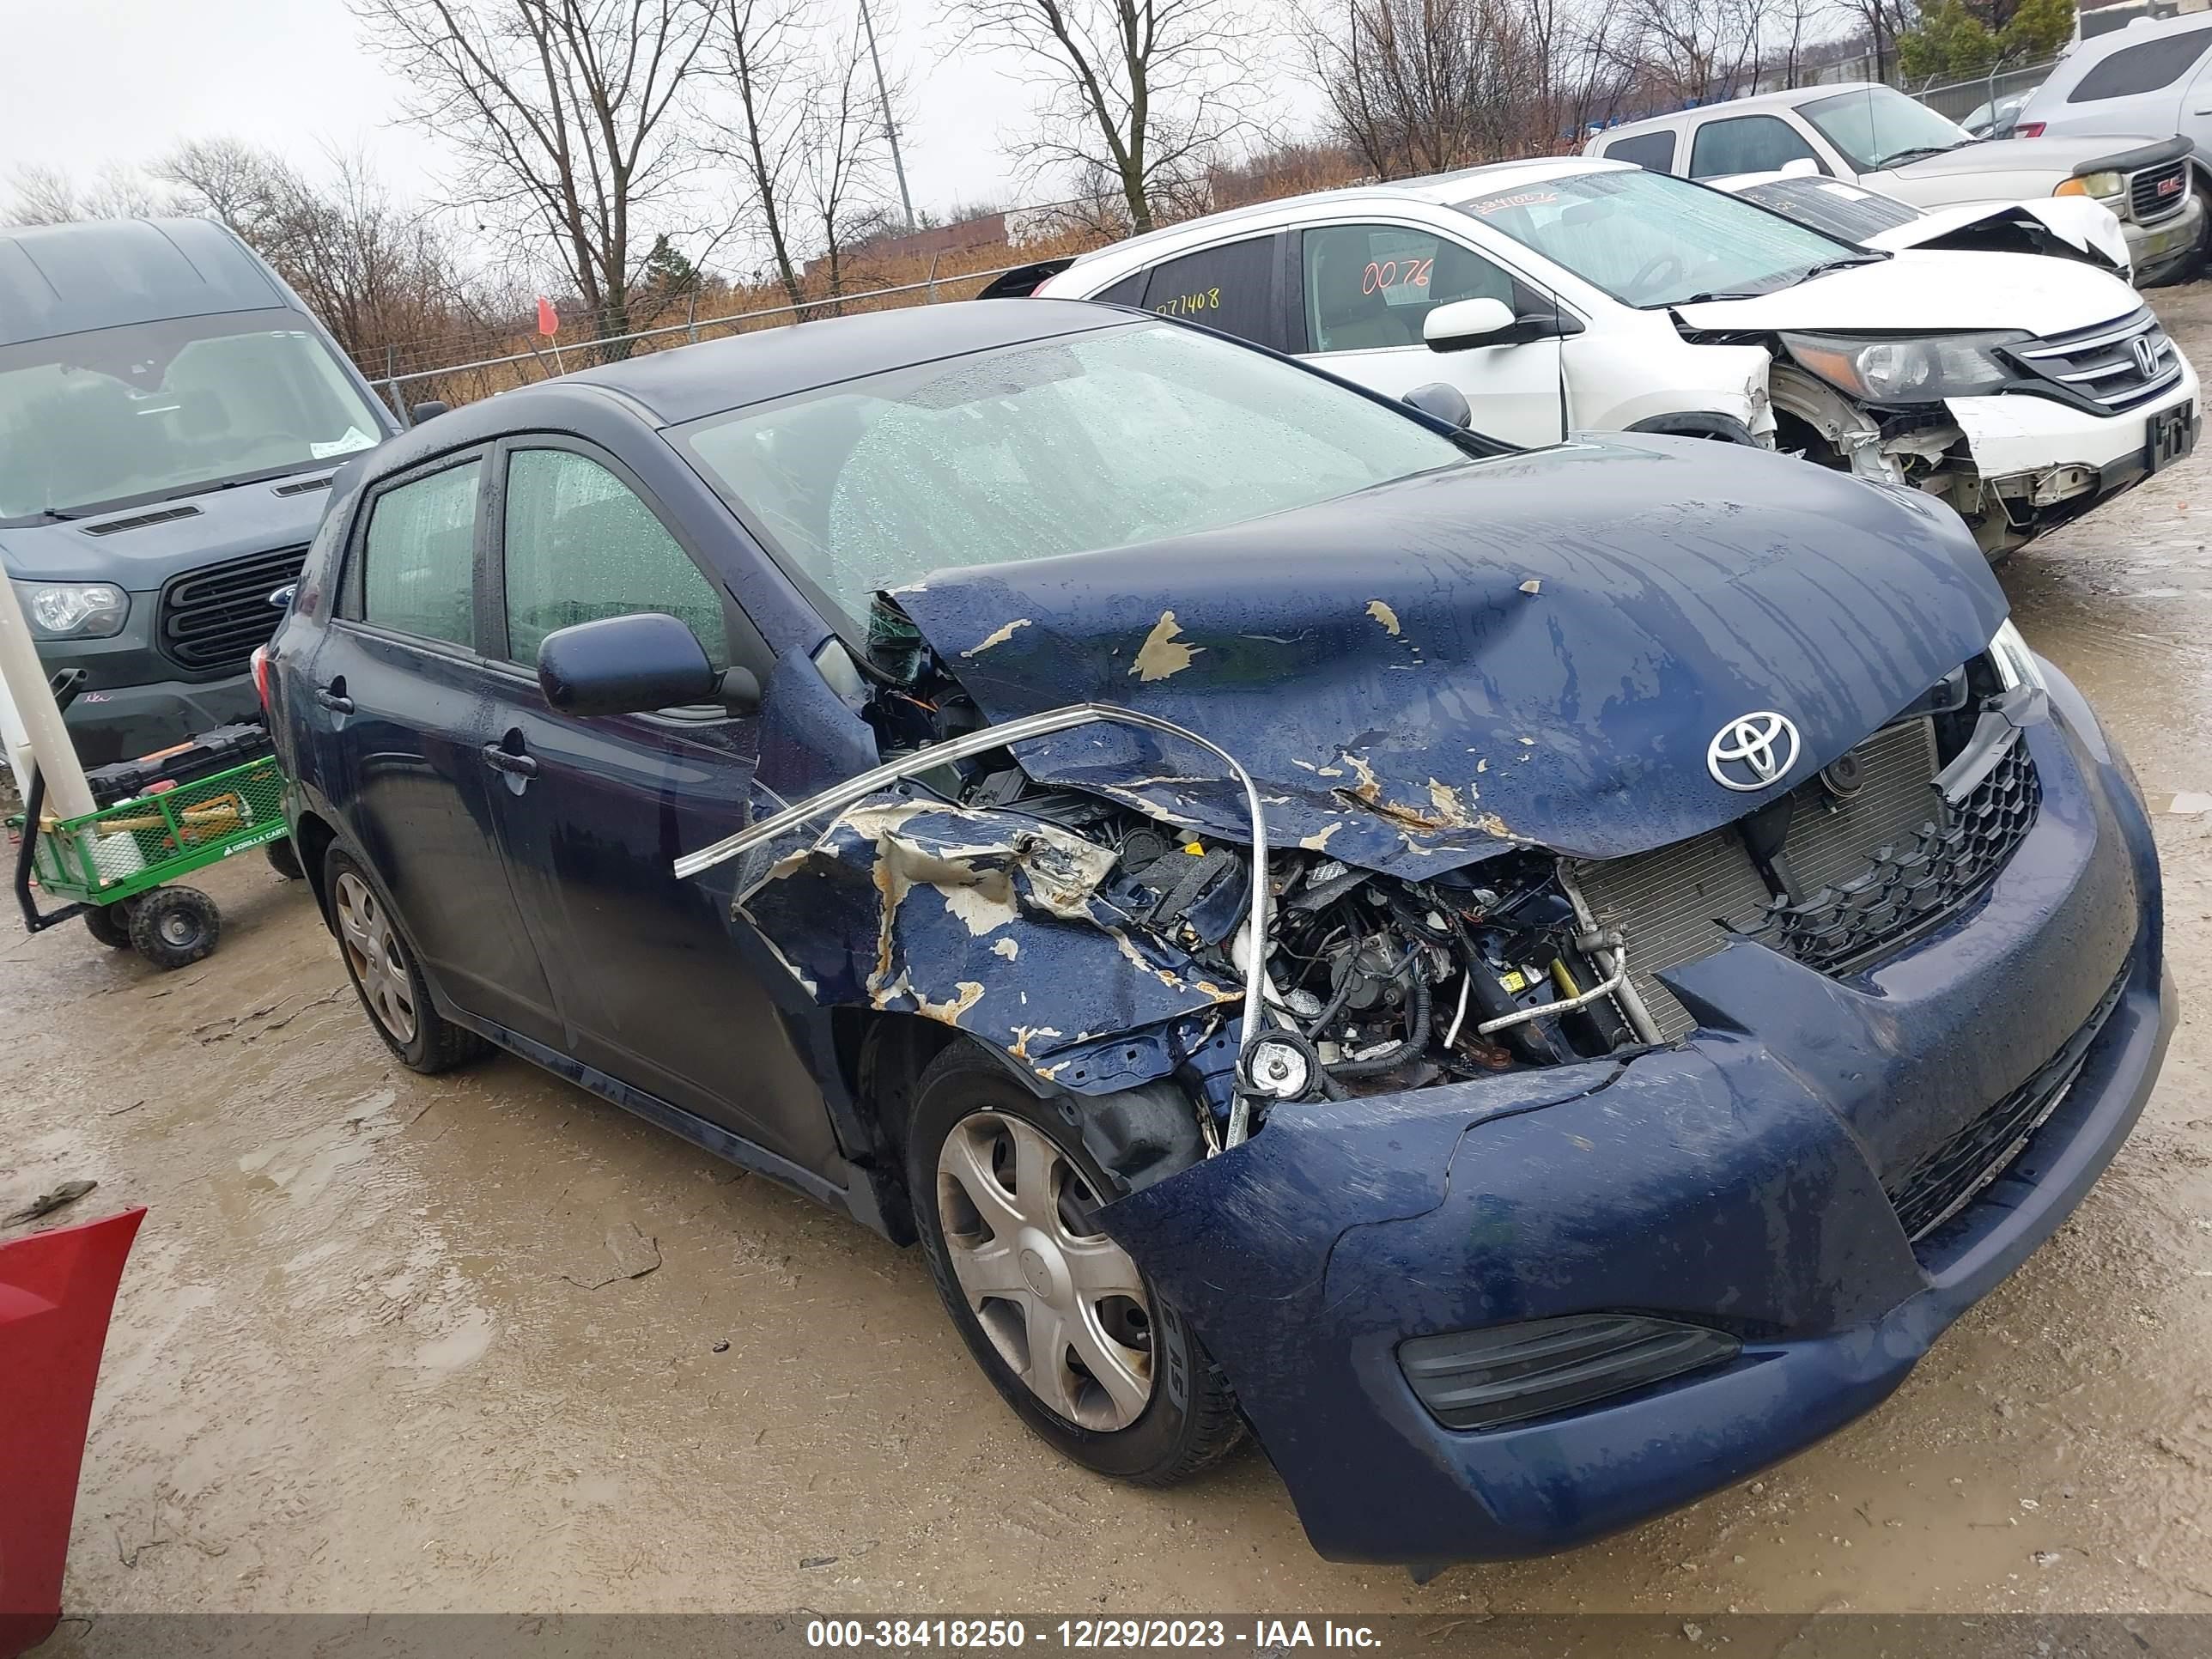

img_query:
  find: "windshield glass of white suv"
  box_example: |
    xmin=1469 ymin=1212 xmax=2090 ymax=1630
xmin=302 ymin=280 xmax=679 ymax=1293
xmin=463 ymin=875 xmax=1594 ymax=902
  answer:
xmin=678 ymin=319 xmax=1470 ymax=625
xmin=0 ymin=308 xmax=386 ymax=522
xmin=1802 ymin=86 xmax=1972 ymax=171
xmin=1456 ymin=168 xmax=1870 ymax=306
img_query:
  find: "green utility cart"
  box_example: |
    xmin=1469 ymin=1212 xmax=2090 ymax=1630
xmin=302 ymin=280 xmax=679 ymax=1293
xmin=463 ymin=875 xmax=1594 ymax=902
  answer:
xmin=11 ymin=677 xmax=299 ymax=969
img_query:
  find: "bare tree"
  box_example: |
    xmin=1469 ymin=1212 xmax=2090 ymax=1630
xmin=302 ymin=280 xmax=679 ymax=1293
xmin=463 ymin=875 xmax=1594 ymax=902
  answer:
xmin=1620 ymin=0 xmax=1772 ymax=106
xmin=352 ymin=0 xmax=715 ymax=355
xmin=701 ymin=0 xmax=816 ymax=313
xmin=946 ymin=0 xmax=1261 ymax=234
xmin=4 ymin=161 xmax=175 ymax=226
xmin=803 ymin=14 xmax=908 ymax=304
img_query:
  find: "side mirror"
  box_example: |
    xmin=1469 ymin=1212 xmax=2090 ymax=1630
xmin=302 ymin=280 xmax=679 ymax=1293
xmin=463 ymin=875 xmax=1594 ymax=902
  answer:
xmin=1423 ymin=297 xmax=1517 ymax=351
xmin=1402 ymin=381 xmax=1473 ymax=429
xmin=538 ymin=613 xmax=720 ymax=717
xmin=409 ymin=400 xmax=450 ymax=425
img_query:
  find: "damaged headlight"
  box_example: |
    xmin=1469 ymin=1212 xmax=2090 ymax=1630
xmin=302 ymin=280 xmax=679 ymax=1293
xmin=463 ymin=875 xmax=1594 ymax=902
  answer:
xmin=1782 ymin=331 xmax=2029 ymax=404
xmin=1988 ymin=617 xmax=2048 ymax=693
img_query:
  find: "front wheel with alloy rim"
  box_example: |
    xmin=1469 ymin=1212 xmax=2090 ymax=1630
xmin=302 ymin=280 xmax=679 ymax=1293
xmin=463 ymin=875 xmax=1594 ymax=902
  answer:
xmin=323 ymin=850 xmax=486 ymax=1073
xmin=906 ymin=1045 xmax=1244 ymax=1485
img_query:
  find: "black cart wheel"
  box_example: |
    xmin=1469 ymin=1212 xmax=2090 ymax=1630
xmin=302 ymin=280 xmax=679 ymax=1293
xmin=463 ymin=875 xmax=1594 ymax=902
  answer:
xmin=82 ymin=899 xmax=137 ymax=950
xmin=129 ymin=886 xmax=222 ymax=970
xmin=264 ymin=836 xmax=305 ymax=880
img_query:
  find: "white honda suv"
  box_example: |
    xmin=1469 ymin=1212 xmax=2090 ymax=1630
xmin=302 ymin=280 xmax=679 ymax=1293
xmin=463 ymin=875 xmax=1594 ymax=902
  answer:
xmin=1028 ymin=158 xmax=2197 ymax=558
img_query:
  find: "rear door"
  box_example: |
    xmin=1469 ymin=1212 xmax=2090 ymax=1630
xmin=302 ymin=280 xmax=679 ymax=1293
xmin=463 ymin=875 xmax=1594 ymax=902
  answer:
xmin=1291 ymin=219 xmax=1565 ymax=444
xmin=313 ymin=449 xmax=563 ymax=1043
xmin=474 ymin=438 xmax=842 ymax=1175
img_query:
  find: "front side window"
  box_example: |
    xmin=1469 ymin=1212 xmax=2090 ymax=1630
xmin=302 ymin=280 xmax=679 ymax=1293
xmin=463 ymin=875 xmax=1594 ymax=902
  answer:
xmin=1688 ymin=115 xmax=1826 ymax=179
xmin=1132 ymin=236 xmax=1279 ymax=346
xmin=359 ymin=462 xmax=479 ymax=648
xmin=1800 ymin=86 xmax=1972 ymax=172
xmin=677 ymin=319 xmax=1468 ymax=628
xmin=1303 ymin=223 xmax=1522 ymax=353
xmin=0 ymin=308 xmax=386 ymax=523
xmin=2068 ymin=30 xmax=2212 ymax=101
xmin=501 ymin=448 xmax=727 ymax=669
xmin=1457 ymin=167 xmax=1869 ymax=307
xmin=1601 ymin=130 xmax=1678 ymax=172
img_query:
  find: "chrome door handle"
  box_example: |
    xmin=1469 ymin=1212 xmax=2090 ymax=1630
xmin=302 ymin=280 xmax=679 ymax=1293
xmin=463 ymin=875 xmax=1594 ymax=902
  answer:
xmin=481 ymin=744 xmax=538 ymax=779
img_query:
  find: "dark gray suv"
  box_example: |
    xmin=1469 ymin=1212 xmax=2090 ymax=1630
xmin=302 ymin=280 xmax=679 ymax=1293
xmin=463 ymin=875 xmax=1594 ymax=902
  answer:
xmin=0 ymin=218 xmax=396 ymax=763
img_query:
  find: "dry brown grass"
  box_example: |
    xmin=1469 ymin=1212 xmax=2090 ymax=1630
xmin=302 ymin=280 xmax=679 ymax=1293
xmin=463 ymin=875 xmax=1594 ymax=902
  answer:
xmin=385 ymin=146 xmax=1376 ymax=412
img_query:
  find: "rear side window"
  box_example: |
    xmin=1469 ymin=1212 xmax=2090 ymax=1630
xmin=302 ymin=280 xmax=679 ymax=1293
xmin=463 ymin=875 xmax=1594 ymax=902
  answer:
xmin=500 ymin=448 xmax=727 ymax=669
xmin=359 ymin=461 xmax=479 ymax=647
xmin=1689 ymin=115 xmax=1825 ymax=179
xmin=1601 ymin=130 xmax=1678 ymax=172
xmin=2069 ymin=30 xmax=2212 ymax=100
xmin=1092 ymin=271 xmax=1148 ymax=306
xmin=1132 ymin=236 xmax=1281 ymax=348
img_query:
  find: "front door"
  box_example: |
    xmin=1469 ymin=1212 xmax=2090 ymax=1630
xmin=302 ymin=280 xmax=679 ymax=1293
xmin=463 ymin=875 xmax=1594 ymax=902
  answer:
xmin=475 ymin=440 xmax=842 ymax=1176
xmin=313 ymin=452 xmax=563 ymax=1044
xmin=1294 ymin=222 xmax=1565 ymax=445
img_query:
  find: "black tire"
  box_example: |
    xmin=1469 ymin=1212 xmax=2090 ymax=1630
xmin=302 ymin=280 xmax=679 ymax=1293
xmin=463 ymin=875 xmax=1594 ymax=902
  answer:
xmin=82 ymin=900 xmax=137 ymax=950
xmin=264 ymin=836 xmax=304 ymax=880
xmin=905 ymin=1043 xmax=1244 ymax=1486
xmin=128 ymin=886 xmax=220 ymax=969
xmin=322 ymin=848 xmax=488 ymax=1073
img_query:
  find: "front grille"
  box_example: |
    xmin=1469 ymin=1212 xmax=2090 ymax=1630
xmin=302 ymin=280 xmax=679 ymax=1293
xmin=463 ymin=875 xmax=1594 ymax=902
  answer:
xmin=1886 ymin=968 xmax=2128 ymax=1242
xmin=1738 ymin=735 xmax=2039 ymax=975
xmin=1571 ymin=718 xmax=2040 ymax=1042
xmin=155 ymin=544 xmax=307 ymax=673
xmin=2015 ymin=307 xmax=2185 ymax=413
xmin=2130 ymin=159 xmax=2189 ymax=224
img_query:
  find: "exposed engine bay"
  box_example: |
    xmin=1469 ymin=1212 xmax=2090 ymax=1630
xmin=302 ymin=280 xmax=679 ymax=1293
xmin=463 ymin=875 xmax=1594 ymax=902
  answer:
xmin=678 ymin=585 xmax=2031 ymax=1155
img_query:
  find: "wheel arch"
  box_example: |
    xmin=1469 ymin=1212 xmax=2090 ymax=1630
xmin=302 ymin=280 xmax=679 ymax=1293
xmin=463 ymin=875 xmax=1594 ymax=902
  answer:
xmin=1624 ymin=410 xmax=1760 ymax=444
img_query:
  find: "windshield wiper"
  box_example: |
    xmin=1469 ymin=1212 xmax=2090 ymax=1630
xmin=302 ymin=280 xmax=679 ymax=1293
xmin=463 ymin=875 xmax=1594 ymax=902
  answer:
xmin=1796 ymin=255 xmax=1888 ymax=282
xmin=1872 ymin=142 xmax=1967 ymax=169
xmin=1671 ymin=289 xmax=1770 ymax=305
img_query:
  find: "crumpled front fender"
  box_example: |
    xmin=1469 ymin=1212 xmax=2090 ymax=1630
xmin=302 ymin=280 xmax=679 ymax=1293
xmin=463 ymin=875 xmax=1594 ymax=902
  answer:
xmin=736 ymin=794 xmax=1235 ymax=1087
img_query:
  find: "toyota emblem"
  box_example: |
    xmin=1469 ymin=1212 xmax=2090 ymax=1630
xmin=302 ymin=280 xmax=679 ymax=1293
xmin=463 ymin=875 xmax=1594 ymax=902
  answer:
xmin=2131 ymin=334 xmax=2160 ymax=379
xmin=1706 ymin=711 xmax=1802 ymax=793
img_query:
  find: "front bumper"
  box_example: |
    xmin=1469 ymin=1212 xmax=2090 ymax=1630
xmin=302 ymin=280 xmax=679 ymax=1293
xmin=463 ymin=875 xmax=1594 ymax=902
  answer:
xmin=1944 ymin=356 xmax=2199 ymax=525
xmin=1102 ymin=678 xmax=2170 ymax=1564
xmin=33 ymin=596 xmax=259 ymax=765
xmin=2124 ymin=195 xmax=2203 ymax=284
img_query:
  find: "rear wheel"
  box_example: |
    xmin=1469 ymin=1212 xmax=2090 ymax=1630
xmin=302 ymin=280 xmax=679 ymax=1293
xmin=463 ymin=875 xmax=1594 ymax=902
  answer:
xmin=264 ymin=836 xmax=304 ymax=880
xmin=325 ymin=849 xmax=486 ymax=1073
xmin=82 ymin=899 xmax=137 ymax=950
xmin=906 ymin=1045 xmax=1243 ymax=1485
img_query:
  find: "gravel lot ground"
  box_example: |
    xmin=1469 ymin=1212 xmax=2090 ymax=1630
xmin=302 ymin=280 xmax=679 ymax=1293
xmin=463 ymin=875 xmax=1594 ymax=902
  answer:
xmin=8 ymin=287 xmax=2212 ymax=1629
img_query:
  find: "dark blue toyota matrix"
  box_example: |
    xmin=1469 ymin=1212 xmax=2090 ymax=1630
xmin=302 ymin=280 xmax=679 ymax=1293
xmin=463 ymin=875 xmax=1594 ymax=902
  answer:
xmin=267 ymin=300 xmax=2171 ymax=1565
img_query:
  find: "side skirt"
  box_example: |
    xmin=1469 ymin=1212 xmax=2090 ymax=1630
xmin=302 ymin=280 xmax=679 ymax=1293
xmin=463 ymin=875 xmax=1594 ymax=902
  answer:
xmin=442 ymin=1006 xmax=862 ymax=1220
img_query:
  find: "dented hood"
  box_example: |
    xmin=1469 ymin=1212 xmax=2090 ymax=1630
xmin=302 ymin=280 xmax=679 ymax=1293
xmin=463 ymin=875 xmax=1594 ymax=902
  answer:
xmin=893 ymin=434 xmax=2006 ymax=877
xmin=1672 ymin=247 xmax=2141 ymax=336
xmin=1863 ymin=198 xmax=2130 ymax=273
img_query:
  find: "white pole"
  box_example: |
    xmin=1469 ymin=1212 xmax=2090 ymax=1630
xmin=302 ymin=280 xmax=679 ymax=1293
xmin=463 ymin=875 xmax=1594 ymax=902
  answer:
xmin=0 ymin=573 xmax=94 ymax=822
xmin=0 ymin=665 xmax=31 ymax=801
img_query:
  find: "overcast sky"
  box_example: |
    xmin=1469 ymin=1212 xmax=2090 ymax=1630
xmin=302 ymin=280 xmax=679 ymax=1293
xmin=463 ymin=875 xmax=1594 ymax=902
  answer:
xmin=0 ymin=0 xmax=1085 ymax=250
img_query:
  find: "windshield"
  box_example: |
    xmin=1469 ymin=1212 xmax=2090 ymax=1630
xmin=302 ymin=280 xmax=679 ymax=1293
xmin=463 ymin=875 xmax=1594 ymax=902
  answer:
xmin=1731 ymin=178 xmax=1923 ymax=241
xmin=0 ymin=308 xmax=386 ymax=522
xmin=1455 ymin=168 xmax=1871 ymax=306
xmin=1802 ymin=87 xmax=1972 ymax=172
xmin=678 ymin=319 xmax=1471 ymax=627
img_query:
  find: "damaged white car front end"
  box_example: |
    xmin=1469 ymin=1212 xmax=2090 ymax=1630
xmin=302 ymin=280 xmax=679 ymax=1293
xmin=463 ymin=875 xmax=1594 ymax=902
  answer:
xmin=1679 ymin=252 xmax=2198 ymax=557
